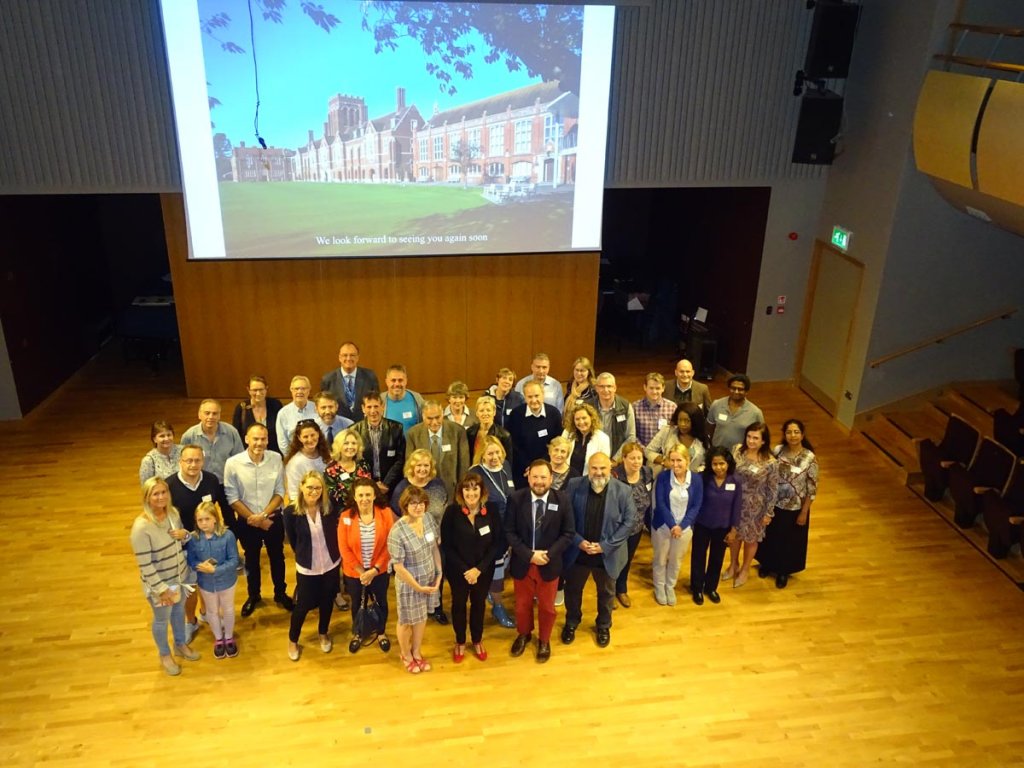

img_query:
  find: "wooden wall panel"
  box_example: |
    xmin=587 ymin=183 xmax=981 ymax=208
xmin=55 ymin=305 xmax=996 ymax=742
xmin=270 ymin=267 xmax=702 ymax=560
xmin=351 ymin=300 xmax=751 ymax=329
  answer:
xmin=163 ymin=194 xmax=599 ymax=399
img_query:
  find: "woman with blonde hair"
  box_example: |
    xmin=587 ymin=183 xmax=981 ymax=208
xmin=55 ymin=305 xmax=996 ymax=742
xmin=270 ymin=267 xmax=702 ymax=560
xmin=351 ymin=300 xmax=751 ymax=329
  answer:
xmin=282 ymin=470 xmax=341 ymax=661
xmin=562 ymin=402 xmax=611 ymax=478
xmin=324 ymin=427 xmax=372 ymax=511
xmin=130 ymin=477 xmax=200 ymax=675
xmin=564 ymin=356 xmax=598 ymax=408
xmin=547 ymin=435 xmax=577 ymax=491
xmin=469 ymin=435 xmax=517 ymax=628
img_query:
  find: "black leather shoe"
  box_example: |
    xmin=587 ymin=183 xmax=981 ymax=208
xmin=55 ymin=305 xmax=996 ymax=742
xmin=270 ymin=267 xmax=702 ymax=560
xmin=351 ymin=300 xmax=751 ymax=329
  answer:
xmin=536 ymin=641 xmax=551 ymax=662
xmin=561 ymin=625 xmax=576 ymax=645
xmin=275 ymin=594 xmax=295 ymax=611
xmin=776 ymin=574 xmax=789 ymax=589
xmin=692 ymin=592 xmax=704 ymax=606
xmin=758 ymin=565 xmax=773 ymax=579
xmin=241 ymin=597 xmax=261 ymax=617
xmin=431 ymin=609 xmax=450 ymax=625
xmin=595 ymin=628 xmax=610 ymax=648
xmin=511 ymin=633 xmax=532 ymax=657
xmin=707 ymin=591 xmax=721 ymax=604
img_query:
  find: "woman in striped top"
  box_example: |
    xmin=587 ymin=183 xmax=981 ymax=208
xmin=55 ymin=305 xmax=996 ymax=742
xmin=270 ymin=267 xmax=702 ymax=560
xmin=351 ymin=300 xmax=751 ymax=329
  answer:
xmin=338 ymin=477 xmax=395 ymax=653
xmin=130 ymin=476 xmax=200 ymax=676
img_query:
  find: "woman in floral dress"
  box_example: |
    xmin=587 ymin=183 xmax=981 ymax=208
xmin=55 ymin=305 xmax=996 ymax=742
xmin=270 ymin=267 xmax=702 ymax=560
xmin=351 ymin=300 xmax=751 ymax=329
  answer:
xmin=725 ymin=422 xmax=778 ymax=588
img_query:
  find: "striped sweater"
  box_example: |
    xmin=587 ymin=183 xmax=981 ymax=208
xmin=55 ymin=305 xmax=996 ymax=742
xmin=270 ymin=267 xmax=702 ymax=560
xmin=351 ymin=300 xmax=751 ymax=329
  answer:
xmin=130 ymin=512 xmax=193 ymax=598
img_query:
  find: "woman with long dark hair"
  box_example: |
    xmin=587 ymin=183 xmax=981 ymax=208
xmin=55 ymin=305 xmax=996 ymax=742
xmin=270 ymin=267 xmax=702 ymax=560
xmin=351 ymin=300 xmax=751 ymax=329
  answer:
xmin=725 ymin=422 xmax=779 ymax=588
xmin=690 ymin=447 xmax=742 ymax=605
xmin=757 ymin=419 xmax=818 ymax=589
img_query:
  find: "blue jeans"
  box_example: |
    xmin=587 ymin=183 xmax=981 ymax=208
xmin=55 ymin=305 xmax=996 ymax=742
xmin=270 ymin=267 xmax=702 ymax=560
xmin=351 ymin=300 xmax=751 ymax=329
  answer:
xmin=149 ymin=597 xmax=186 ymax=655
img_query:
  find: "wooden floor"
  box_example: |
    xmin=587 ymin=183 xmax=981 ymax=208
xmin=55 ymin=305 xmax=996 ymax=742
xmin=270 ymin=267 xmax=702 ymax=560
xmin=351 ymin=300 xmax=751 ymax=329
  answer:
xmin=2 ymin=344 xmax=1024 ymax=766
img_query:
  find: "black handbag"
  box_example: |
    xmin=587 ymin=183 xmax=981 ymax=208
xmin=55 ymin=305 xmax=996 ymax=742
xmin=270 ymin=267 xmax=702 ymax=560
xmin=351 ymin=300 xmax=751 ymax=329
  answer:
xmin=350 ymin=586 xmax=385 ymax=650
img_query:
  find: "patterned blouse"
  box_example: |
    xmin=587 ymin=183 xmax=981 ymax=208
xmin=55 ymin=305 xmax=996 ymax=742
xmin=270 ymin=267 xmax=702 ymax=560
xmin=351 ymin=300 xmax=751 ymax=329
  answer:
xmin=139 ymin=445 xmax=183 ymax=485
xmin=324 ymin=458 xmax=372 ymax=510
xmin=612 ymin=464 xmax=653 ymax=536
xmin=772 ymin=445 xmax=819 ymax=511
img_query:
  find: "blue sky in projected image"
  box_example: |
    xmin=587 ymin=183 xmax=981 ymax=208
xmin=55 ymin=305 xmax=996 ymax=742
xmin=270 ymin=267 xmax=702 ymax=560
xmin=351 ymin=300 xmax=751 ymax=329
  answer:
xmin=199 ymin=0 xmax=553 ymax=148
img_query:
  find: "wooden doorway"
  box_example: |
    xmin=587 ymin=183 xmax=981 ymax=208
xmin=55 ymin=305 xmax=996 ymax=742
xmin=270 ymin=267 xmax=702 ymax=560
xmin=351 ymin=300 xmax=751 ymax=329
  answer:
xmin=795 ymin=240 xmax=864 ymax=416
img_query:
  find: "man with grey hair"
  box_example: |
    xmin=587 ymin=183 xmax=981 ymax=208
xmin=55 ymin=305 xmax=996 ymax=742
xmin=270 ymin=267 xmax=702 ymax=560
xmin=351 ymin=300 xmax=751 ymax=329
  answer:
xmin=181 ymin=399 xmax=244 ymax=481
xmin=561 ymin=453 xmax=635 ymax=648
xmin=594 ymin=373 xmax=636 ymax=462
xmin=405 ymin=400 xmax=470 ymax=500
xmin=275 ymin=375 xmax=318 ymax=451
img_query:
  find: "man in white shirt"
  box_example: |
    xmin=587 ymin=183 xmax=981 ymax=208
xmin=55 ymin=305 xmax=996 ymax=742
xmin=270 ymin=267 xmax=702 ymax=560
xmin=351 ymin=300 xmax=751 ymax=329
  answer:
xmin=225 ymin=423 xmax=291 ymax=617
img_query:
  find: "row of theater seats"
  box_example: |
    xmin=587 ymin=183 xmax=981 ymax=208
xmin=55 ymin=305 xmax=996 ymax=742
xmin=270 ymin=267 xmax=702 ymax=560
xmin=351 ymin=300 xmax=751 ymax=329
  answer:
xmin=919 ymin=403 xmax=1024 ymax=559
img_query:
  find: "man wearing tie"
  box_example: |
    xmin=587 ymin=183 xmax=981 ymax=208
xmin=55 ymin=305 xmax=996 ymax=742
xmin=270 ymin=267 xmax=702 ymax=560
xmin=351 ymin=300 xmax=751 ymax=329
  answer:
xmin=405 ymin=401 xmax=469 ymax=500
xmin=319 ymin=341 xmax=380 ymax=422
xmin=505 ymin=460 xmax=574 ymax=663
xmin=313 ymin=391 xmax=354 ymax=449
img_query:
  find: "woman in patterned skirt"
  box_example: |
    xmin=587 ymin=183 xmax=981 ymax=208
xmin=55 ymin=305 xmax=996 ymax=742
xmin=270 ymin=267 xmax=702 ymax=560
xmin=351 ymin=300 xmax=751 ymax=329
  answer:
xmin=387 ymin=485 xmax=442 ymax=673
xmin=725 ymin=422 xmax=779 ymax=588
xmin=758 ymin=419 xmax=818 ymax=589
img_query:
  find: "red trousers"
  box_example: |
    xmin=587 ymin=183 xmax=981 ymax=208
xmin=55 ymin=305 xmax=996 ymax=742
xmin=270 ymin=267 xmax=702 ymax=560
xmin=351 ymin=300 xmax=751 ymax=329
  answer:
xmin=513 ymin=564 xmax=559 ymax=643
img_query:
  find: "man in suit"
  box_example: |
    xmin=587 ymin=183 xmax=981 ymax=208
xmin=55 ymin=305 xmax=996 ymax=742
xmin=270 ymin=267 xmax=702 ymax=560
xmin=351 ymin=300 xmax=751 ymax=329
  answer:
xmin=319 ymin=341 xmax=379 ymax=421
xmin=313 ymin=390 xmax=353 ymax=449
xmin=671 ymin=358 xmax=712 ymax=413
xmin=350 ymin=391 xmax=405 ymax=498
xmin=406 ymin=400 xmax=469 ymax=500
xmin=561 ymin=453 xmax=635 ymax=648
xmin=507 ymin=380 xmax=563 ymax=488
xmin=505 ymin=459 xmax=574 ymax=663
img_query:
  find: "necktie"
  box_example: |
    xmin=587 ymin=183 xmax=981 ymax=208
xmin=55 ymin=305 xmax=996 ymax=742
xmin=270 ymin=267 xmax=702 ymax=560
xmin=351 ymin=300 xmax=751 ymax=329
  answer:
xmin=431 ymin=433 xmax=441 ymax=464
xmin=533 ymin=499 xmax=545 ymax=549
xmin=327 ymin=425 xmax=334 ymax=447
xmin=344 ymin=375 xmax=355 ymax=408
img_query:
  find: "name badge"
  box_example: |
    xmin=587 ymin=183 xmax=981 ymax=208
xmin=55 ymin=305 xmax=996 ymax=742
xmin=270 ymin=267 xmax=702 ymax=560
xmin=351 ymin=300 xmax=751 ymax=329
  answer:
xmin=442 ymin=444 xmax=452 ymax=452
xmin=478 ymin=525 xmax=490 ymax=536
xmin=425 ymin=531 xmax=436 ymax=543
xmin=507 ymin=480 xmax=515 ymax=488
xmin=387 ymin=449 xmax=396 ymax=457
xmin=537 ymin=429 xmax=548 ymax=437
xmin=340 ymin=472 xmax=351 ymax=480
xmin=343 ymin=517 xmax=352 ymax=526
xmin=202 ymin=494 xmax=212 ymax=502
xmin=725 ymin=483 xmax=736 ymax=491
xmin=548 ymin=503 xmax=558 ymax=511
xmin=750 ymin=465 xmax=760 ymax=474
xmin=717 ymin=412 xmax=728 ymax=422
xmin=645 ymin=483 xmax=653 ymax=491
xmin=402 ymin=411 xmax=413 ymax=419
xmin=616 ymin=414 xmax=626 ymax=422
xmin=506 ymin=408 xmax=513 ymax=415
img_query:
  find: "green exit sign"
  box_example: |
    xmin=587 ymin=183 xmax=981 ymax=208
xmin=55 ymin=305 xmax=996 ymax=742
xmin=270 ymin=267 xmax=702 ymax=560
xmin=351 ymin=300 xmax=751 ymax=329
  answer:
xmin=831 ymin=226 xmax=852 ymax=252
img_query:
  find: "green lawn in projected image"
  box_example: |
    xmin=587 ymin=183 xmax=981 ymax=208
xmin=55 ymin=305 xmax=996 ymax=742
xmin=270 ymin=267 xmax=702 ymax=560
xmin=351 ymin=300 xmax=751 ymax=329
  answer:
xmin=216 ymin=182 xmax=569 ymax=258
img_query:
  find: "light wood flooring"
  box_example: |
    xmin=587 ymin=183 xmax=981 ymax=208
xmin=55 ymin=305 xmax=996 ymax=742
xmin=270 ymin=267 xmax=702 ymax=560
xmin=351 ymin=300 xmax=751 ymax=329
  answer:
xmin=1 ymin=345 xmax=1023 ymax=766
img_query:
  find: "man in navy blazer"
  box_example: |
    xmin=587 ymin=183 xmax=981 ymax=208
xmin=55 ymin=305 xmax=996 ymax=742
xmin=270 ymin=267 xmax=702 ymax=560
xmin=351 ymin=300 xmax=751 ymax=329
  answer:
xmin=505 ymin=459 xmax=574 ymax=663
xmin=319 ymin=341 xmax=380 ymax=421
xmin=562 ymin=453 xmax=635 ymax=648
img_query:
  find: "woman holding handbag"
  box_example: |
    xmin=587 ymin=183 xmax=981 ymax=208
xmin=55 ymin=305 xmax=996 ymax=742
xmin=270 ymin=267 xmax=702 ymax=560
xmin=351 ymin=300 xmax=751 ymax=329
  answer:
xmin=338 ymin=477 xmax=394 ymax=653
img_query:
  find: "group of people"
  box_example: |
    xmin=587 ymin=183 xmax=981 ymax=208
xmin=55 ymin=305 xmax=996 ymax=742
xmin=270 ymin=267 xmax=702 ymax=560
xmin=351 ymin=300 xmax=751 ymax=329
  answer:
xmin=131 ymin=344 xmax=819 ymax=674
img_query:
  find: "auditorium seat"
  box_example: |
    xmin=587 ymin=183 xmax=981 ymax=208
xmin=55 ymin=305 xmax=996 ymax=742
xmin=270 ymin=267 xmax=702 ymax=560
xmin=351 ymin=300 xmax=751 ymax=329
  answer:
xmin=919 ymin=415 xmax=980 ymax=501
xmin=948 ymin=437 xmax=1016 ymax=528
xmin=981 ymin=463 xmax=1024 ymax=558
xmin=993 ymin=405 xmax=1024 ymax=458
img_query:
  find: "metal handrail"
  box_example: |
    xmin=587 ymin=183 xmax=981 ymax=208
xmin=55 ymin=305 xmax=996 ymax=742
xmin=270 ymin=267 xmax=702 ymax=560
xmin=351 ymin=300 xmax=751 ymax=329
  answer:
xmin=868 ymin=307 xmax=1017 ymax=369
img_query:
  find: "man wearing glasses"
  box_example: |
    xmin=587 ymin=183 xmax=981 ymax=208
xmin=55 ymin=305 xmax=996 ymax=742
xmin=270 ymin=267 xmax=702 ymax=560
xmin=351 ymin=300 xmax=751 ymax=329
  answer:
xmin=275 ymin=375 xmax=318 ymax=452
xmin=707 ymin=374 xmax=765 ymax=449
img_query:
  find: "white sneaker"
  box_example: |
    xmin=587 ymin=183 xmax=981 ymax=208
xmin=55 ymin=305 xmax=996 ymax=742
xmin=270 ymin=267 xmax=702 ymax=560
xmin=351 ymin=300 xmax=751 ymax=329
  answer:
xmin=554 ymin=590 xmax=565 ymax=607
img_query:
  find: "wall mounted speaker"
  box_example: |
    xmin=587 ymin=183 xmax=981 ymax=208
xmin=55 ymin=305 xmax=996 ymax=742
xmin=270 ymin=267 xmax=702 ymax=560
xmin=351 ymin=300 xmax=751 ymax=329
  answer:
xmin=793 ymin=90 xmax=844 ymax=165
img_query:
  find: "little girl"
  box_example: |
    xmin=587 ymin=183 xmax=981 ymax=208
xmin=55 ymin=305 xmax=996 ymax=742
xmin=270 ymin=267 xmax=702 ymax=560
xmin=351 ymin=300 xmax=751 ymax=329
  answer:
xmin=186 ymin=502 xmax=240 ymax=658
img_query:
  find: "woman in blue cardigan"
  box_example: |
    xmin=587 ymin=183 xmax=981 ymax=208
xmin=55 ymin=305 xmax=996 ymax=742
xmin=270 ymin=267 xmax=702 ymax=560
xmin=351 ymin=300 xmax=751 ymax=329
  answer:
xmin=651 ymin=445 xmax=703 ymax=606
xmin=689 ymin=447 xmax=742 ymax=606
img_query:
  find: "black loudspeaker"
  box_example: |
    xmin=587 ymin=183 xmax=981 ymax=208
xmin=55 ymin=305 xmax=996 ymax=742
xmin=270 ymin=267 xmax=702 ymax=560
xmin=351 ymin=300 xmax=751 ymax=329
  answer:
xmin=792 ymin=90 xmax=843 ymax=165
xmin=804 ymin=1 xmax=861 ymax=79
